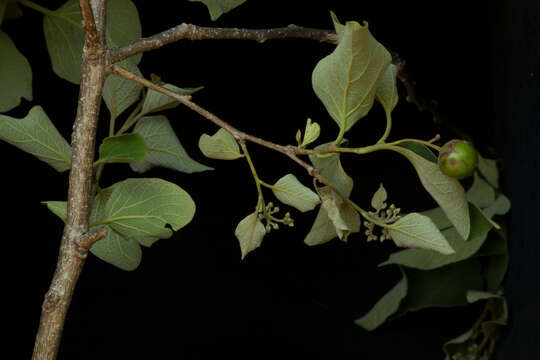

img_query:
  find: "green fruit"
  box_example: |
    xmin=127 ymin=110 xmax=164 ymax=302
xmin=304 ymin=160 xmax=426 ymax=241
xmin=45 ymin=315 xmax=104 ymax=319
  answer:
xmin=438 ymin=140 xmax=478 ymax=179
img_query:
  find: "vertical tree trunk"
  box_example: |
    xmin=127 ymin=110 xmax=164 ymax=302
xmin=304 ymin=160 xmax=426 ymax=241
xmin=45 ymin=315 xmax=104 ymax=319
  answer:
xmin=32 ymin=1 xmax=107 ymax=359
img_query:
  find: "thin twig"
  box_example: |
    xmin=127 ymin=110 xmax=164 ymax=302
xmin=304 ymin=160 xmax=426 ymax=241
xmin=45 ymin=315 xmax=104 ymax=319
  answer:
xmin=109 ymin=23 xmax=337 ymax=64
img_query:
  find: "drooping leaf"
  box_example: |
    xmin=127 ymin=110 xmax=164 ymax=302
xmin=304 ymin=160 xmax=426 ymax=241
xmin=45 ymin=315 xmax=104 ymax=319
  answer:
xmin=140 ymin=81 xmax=203 ymax=116
xmin=101 ymin=178 xmax=196 ymax=239
xmin=355 ymin=268 xmax=408 ymax=330
xmin=0 ymin=30 xmax=32 ymax=112
xmin=320 ymin=187 xmax=349 ymax=238
xmin=467 ymin=172 xmax=496 ymax=208
xmin=371 ymin=183 xmax=387 ymax=211
xmin=0 ymin=106 xmax=71 ymax=171
xmin=187 ymin=0 xmax=246 ymax=20
xmin=310 ymin=144 xmax=353 ymax=200
xmin=391 ymin=146 xmax=470 ymax=239
xmin=234 ymin=212 xmax=266 ymax=259
xmin=98 ymin=133 xmax=148 ymax=164
xmin=387 ymin=213 xmax=455 ymax=255
xmin=198 ymin=128 xmax=242 ymax=160
xmin=299 ymin=118 xmax=321 ymax=148
xmin=44 ymin=0 xmax=141 ymax=84
xmin=304 ymin=207 xmax=337 ymax=246
xmin=131 ymin=115 xmax=212 ymax=173
xmin=102 ymin=60 xmax=143 ymax=119
xmin=380 ymin=204 xmax=493 ymax=269
xmin=312 ymin=21 xmax=391 ymax=132
xmin=483 ymin=194 xmax=511 ymax=219
xmin=375 ymin=64 xmax=399 ymax=114
xmin=271 ymin=174 xmax=320 ymax=213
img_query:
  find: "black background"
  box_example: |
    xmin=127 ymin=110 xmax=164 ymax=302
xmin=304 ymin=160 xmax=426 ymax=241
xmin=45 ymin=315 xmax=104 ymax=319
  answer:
xmin=3 ymin=0 xmax=539 ymax=359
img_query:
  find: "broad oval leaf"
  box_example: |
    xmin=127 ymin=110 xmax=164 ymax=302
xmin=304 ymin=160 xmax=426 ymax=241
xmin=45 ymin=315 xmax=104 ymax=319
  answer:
xmin=380 ymin=204 xmax=492 ymax=270
xmin=0 ymin=106 xmax=71 ymax=171
xmin=355 ymin=268 xmax=408 ymax=331
xmin=376 ymin=64 xmax=399 ymax=114
xmin=235 ymin=212 xmax=266 ymax=259
xmin=98 ymin=133 xmax=148 ymax=164
xmin=0 ymin=30 xmax=32 ymax=112
xmin=44 ymin=0 xmax=141 ymax=83
xmin=388 ymin=213 xmax=455 ymax=255
xmin=131 ymin=115 xmax=212 ymax=173
xmin=271 ymin=174 xmax=320 ymax=212
xmin=187 ymin=0 xmax=246 ymax=21
xmin=102 ymin=61 xmax=143 ymax=119
xmin=90 ymin=226 xmax=142 ymax=271
xmin=312 ymin=21 xmax=391 ymax=132
xmin=198 ymin=128 xmax=242 ymax=160
xmin=391 ymin=146 xmax=470 ymax=239
xmin=102 ymin=178 xmax=196 ymax=239
xmin=140 ymin=81 xmax=203 ymax=116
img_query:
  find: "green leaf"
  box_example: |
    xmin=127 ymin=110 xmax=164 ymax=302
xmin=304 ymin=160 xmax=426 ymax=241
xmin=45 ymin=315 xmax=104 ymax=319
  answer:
xmin=101 ymin=178 xmax=196 ymax=239
xmin=355 ymin=268 xmax=408 ymax=330
xmin=102 ymin=61 xmax=143 ymax=119
xmin=467 ymin=172 xmax=496 ymax=208
xmin=310 ymin=144 xmax=353 ymax=200
xmin=44 ymin=0 xmax=141 ymax=84
xmin=484 ymin=253 xmax=508 ymax=292
xmin=387 ymin=213 xmax=455 ymax=255
xmin=271 ymin=174 xmax=320 ymax=213
xmin=391 ymin=146 xmax=470 ymax=239
xmin=370 ymin=183 xmax=387 ymax=211
xmin=98 ymin=133 xmax=148 ymax=164
xmin=0 ymin=106 xmax=71 ymax=171
xmin=234 ymin=212 xmax=266 ymax=259
xmin=299 ymin=118 xmax=320 ymax=148
xmin=198 ymin=128 xmax=242 ymax=160
xmin=140 ymin=81 xmax=203 ymax=116
xmin=304 ymin=207 xmax=337 ymax=246
xmin=420 ymin=207 xmax=453 ymax=230
xmin=312 ymin=21 xmax=391 ymax=132
xmin=187 ymin=0 xmax=246 ymax=20
xmin=131 ymin=115 xmax=212 ymax=173
xmin=0 ymin=30 xmax=32 ymax=112
xmin=320 ymin=187 xmax=349 ymax=238
xmin=396 ymin=142 xmax=437 ymax=162
xmin=329 ymin=11 xmax=345 ymax=41
xmin=42 ymin=201 xmax=67 ymax=221
xmin=484 ymin=194 xmax=511 ymax=218
xmin=375 ymin=64 xmax=399 ymax=114
xmin=477 ymin=154 xmax=499 ymax=188
xmin=381 ymin=204 xmax=493 ymax=269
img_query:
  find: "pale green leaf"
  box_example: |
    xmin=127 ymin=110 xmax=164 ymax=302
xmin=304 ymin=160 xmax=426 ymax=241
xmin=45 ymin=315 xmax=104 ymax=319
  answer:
xmin=388 ymin=213 xmax=455 ymax=255
xmin=44 ymin=0 xmax=141 ymax=84
xmin=198 ymin=128 xmax=242 ymax=160
xmin=467 ymin=172 xmax=496 ymax=208
xmin=355 ymin=269 xmax=407 ymax=330
xmin=272 ymin=174 xmax=320 ymax=213
xmin=101 ymin=178 xmax=196 ymax=239
xmin=300 ymin=118 xmax=320 ymax=148
xmin=391 ymin=146 xmax=470 ymax=239
xmin=0 ymin=106 xmax=71 ymax=171
xmin=397 ymin=142 xmax=437 ymax=162
xmin=312 ymin=21 xmax=391 ymax=132
xmin=304 ymin=207 xmax=337 ymax=246
xmin=42 ymin=201 xmax=67 ymax=221
xmin=380 ymin=204 xmax=492 ymax=269
xmin=329 ymin=11 xmax=345 ymax=41
xmin=131 ymin=115 xmax=212 ymax=173
xmin=320 ymin=187 xmax=349 ymax=238
xmin=102 ymin=60 xmax=143 ymax=119
xmin=484 ymin=194 xmax=511 ymax=218
xmin=371 ymin=183 xmax=387 ymax=211
xmin=187 ymin=0 xmax=246 ymax=20
xmin=375 ymin=64 xmax=399 ymax=114
xmin=140 ymin=82 xmax=203 ymax=116
xmin=310 ymin=144 xmax=353 ymax=200
xmin=0 ymin=30 xmax=32 ymax=112
xmin=420 ymin=207 xmax=453 ymax=230
xmin=234 ymin=212 xmax=266 ymax=259
xmin=98 ymin=133 xmax=148 ymax=164
xmin=477 ymin=154 xmax=499 ymax=188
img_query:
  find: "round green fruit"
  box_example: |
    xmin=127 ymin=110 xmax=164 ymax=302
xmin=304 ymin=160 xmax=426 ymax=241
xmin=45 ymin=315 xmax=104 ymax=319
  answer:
xmin=438 ymin=140 xmax=478 ymax=179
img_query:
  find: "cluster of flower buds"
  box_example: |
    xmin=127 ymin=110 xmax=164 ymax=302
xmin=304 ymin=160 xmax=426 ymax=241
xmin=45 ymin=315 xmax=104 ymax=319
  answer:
xmin=258 ymin=202 xmax=294 ymax=233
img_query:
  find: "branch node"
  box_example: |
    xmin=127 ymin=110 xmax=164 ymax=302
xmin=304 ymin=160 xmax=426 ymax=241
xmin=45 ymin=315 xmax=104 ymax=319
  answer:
xmin=74 ymin=227 xmax=107 ymax=258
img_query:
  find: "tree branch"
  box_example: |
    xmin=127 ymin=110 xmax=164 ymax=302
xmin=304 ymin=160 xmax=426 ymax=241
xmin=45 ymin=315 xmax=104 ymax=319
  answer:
xmin=109 ymin=23 xmax=337 ymax=64
xmin=32 ymin=1 xmax=108 ymax=359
